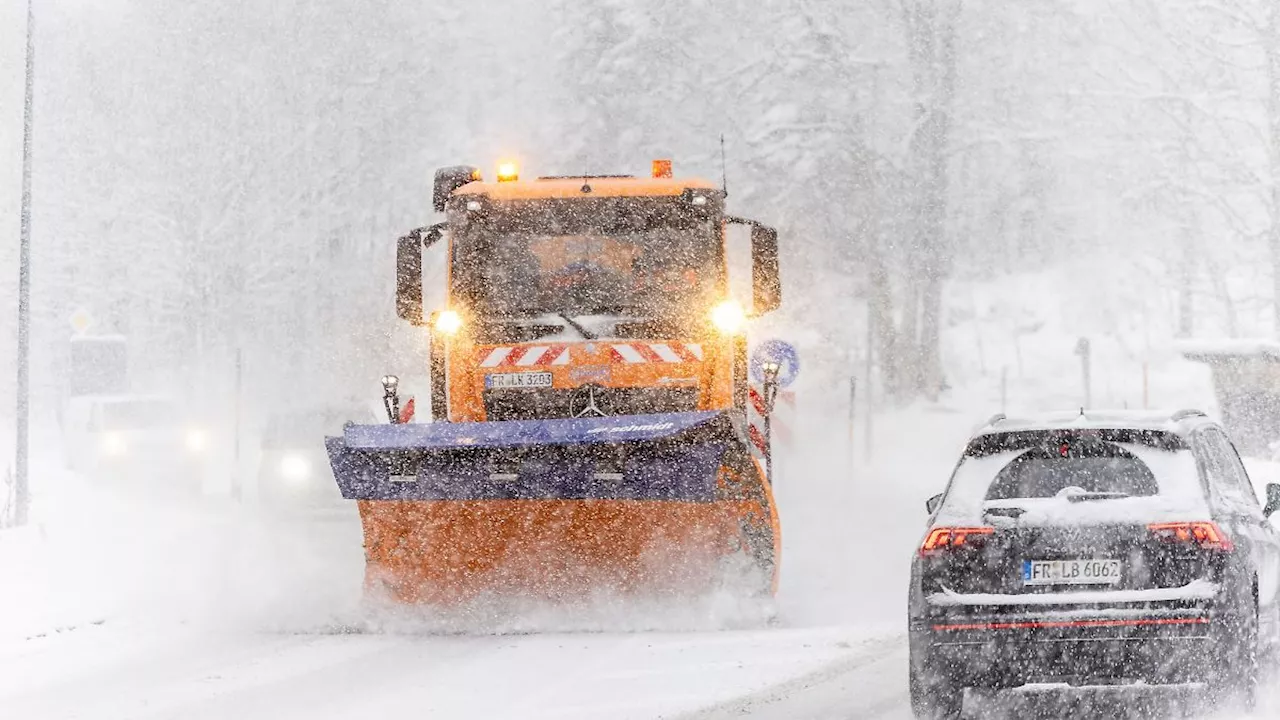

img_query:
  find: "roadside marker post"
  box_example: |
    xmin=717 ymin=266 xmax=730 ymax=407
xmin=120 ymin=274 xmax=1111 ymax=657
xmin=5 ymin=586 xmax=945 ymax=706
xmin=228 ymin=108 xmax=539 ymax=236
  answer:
xmin=849 ymin=376 xmax=856 ymax=470
xmin=1142 ymin=362 xmax=1149 ymax=409
xmin=748 ymin=340 xmax=800 ymax=484
xmin=1075 ymin=337 xmax=1092 ymax=409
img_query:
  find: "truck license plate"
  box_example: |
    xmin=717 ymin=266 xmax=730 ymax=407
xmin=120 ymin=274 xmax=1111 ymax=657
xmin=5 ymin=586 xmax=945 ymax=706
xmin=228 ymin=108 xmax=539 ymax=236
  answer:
xmin=485 ymin=372 xmax=553 ymax=389
xmin=1022 ymin=559 xmax=1122 ymax=586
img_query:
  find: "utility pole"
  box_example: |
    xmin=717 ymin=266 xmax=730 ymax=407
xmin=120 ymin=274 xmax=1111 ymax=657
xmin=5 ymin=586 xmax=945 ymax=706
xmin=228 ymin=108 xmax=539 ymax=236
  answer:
xmin=232 ymin=348 xmax=243 ymax=502
xmin=14 ymin=0 xmax=36 ymax=526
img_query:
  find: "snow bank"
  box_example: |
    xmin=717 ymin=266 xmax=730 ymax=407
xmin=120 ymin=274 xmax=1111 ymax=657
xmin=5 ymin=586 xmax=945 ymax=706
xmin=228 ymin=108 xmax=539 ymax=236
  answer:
xmin=0 ymin=465 xmax=368 ymax=642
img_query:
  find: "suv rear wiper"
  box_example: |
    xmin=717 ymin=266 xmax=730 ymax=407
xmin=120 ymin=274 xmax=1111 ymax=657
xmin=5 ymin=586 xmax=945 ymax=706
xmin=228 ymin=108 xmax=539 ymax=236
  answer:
xmin=1065 ymin=491 xmax=1130 ymax=503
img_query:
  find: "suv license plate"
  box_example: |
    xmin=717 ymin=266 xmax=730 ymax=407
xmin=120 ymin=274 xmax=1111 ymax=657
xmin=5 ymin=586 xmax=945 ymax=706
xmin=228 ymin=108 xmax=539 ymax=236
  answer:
xmin=485 ymin=372 xmax=554 ymax=389
xmin=1022 ymin=559 xmax=1122 ymax=586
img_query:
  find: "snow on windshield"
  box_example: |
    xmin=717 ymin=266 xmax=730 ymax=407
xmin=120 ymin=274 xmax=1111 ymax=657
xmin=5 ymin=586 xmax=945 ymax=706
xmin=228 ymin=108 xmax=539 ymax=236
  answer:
xmin=936 ymin=442 xmax=1209 ymax=527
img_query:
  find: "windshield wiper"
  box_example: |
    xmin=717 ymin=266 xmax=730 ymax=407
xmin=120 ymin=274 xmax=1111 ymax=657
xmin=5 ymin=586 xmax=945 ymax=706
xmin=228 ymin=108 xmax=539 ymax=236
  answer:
xmin=557 ymin=313 xmax=598 ymax=340
xmin=1066 ymin=491 xmax=1131 ymax=502
xmin=984 ymin=506 xmax=1026 ymax=519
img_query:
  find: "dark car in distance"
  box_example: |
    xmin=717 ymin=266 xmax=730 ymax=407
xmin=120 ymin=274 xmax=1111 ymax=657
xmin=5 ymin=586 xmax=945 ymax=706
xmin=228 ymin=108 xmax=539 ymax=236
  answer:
xmin=256 ymin=405 xmax=377 ymax=516
xmin=908 ymin=409 xmax=1280 ymax=719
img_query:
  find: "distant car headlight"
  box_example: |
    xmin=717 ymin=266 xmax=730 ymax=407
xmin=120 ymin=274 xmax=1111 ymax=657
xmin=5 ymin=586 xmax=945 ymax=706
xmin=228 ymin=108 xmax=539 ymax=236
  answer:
xmin=184 ymin=428 xmax=209 ymax=454
xmin=279 ymin=454 xmax=311 ymax=484
xmin=101 ymin=432 xmax=128 ymax=457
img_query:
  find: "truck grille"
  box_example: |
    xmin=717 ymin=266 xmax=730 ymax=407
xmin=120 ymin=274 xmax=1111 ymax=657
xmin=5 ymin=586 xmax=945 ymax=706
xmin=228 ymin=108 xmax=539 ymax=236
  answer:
xmin=483 ymin=387 xmax=699 ymax=421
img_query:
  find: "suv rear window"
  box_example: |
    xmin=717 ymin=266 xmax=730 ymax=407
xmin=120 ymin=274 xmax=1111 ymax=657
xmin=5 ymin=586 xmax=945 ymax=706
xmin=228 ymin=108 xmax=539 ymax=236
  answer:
xmin=985 ymin=443 xmax=1159 ymax=500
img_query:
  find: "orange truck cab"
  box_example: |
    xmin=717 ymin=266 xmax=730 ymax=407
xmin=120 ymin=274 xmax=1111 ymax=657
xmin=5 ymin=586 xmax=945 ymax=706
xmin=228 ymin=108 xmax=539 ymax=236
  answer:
xmin=325 ymin=160 xmax=785 ymax=607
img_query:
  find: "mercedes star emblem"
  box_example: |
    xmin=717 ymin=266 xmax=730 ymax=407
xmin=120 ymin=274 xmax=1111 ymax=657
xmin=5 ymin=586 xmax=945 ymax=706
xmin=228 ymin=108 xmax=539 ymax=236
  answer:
xmin=570 ymin=384 xmax=608 ymax=418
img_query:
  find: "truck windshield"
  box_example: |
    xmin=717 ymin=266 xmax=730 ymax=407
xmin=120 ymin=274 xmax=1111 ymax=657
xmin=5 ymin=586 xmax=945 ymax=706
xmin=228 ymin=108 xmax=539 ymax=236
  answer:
xmin=451 ymin=197 xmax=721 ymax=319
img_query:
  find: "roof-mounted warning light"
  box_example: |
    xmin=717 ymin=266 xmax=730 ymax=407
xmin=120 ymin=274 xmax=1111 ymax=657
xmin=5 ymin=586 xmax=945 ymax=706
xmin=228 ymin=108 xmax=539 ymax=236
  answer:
xmin=652 ymin=159 xmax=673 ymax=178
xmin=496 ymin=161 xmax=519 ymax=182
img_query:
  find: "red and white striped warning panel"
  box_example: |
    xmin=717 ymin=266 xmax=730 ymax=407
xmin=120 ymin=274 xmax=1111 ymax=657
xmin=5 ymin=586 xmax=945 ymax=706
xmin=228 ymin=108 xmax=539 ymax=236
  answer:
xmin=747 ymin=385 xmax=796 ymax=461
xmin=477 ymin=342 xmax=704 ymax=368
xmin=609 ymin=342 xmax=704 ymax=364
xmin=478 ymin=345 xmax=571 ymax=368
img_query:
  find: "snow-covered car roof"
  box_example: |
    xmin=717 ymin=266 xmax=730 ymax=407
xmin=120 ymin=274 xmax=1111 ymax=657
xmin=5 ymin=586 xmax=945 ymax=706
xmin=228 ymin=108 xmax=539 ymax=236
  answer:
xmin=1174 ymin=338 xmax=1280 ymax=363
xmin=974 ymin=409 xmax=1215 ymax=439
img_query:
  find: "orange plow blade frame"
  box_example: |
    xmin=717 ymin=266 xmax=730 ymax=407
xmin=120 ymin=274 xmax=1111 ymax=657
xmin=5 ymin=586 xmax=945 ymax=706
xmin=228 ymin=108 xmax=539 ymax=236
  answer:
xmin=326 ymin=411 xmax=779 ymax=605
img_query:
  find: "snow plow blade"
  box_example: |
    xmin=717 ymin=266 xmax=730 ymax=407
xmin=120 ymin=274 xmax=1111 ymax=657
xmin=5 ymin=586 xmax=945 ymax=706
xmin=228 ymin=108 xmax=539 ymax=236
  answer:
xmin=325 ymin=411 xmax=777 ymax=605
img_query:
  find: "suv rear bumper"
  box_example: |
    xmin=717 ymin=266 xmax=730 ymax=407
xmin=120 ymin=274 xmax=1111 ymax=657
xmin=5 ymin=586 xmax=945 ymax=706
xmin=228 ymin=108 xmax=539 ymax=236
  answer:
xmin=913 ymin=608 xmax=1218 ymax=687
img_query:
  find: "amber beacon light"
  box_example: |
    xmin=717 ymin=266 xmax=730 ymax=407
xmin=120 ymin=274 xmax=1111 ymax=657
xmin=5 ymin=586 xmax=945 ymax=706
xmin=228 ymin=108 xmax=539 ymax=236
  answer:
xmin=496 ymin=161 xmax=519 ymax=182
xmin=652 ymin=159 xmax=673 ymax=178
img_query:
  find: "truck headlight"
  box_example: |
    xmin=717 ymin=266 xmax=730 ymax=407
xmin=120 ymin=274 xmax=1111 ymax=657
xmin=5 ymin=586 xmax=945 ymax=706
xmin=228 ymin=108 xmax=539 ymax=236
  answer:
xmin=280 ymin=454 xmax=311 ymax=484
xmin=710 ymin=300 xmax=747 ymax=334
xmin=101 ymin=432 xmax=128 ymax=457
xmin=434 ymin=309 xmax=463 ymax=335
xmin=184 ymin=428 xmax=209 ymax=454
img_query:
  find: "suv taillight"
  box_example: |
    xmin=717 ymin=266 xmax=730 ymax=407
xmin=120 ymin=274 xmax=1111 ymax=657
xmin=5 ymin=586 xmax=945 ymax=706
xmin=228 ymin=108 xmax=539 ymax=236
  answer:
xmin=920 ymin=526 xmax=994 ymax=556
xmin=1148 ymin=521 xmax=1234 ymax=552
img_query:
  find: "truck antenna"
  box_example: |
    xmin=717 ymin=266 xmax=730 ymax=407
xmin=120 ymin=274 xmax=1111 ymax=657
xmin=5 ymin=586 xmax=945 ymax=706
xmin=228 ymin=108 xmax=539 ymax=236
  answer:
xmin=719 ymin=134 xmax=728 ymax=197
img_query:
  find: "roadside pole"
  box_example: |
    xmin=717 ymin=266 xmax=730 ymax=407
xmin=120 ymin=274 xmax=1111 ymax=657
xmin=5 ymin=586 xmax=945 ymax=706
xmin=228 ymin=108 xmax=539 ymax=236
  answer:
xmin=232 ymin=348 xmax=243 ymax=502
xmin=749 ymin=341 xmax=798 ymax=487
xmin=848 ymin=376 xmax=856 ymax=470
xmin=761 ymin=363 xmax=779 ymax=484
xmin=864 ymin=317 xmax=874 ymax=462
xmin=1000 ymin=366 xmax=1008 ymax=414
xmin=1142 ymin=361 xmax=1149 ymax=409
xmin=14 ymin=0 xmax=36 ymax=526
xmin=1075 ymin=337 xmax=1092 ymax=409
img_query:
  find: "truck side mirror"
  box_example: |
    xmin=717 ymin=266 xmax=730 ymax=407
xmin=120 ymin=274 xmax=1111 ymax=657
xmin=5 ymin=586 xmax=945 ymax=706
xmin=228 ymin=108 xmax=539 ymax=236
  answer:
xmin=395 ymin=223 xmax=447 ymax=326
xmin=1265 ymin=483 xmax=1280 ymax=518
xmin=395 ymin=231 xmax=424 ymax=325
xmin=750 ymin=224 xmax=781 ymax=316
xmin=433 ymin=165 xmax=482 ymax=212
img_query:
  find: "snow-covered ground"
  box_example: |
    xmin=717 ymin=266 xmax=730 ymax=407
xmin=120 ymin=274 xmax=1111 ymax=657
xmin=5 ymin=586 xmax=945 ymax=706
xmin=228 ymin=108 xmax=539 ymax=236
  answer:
xmin=5 ymin=616 xmax=894 ymax=720
xmin=6 ymin=270 xmax=1280 ymax=719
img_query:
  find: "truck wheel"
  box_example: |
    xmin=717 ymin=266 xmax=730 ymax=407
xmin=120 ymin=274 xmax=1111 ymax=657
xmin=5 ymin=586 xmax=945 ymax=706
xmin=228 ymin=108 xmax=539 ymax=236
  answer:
xmin=910 ymin=665 xmax=963 ymax=720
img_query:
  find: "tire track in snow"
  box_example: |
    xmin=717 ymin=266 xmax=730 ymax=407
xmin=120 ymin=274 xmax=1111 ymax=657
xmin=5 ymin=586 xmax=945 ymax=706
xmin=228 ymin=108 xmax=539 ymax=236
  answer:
xmin=675 ymin=632 xmax=905 ymax=720
xmin=700 ymin=635 xmax=1280 ymax=720
xmin=0 ymin=629 xmax=493 ymax=720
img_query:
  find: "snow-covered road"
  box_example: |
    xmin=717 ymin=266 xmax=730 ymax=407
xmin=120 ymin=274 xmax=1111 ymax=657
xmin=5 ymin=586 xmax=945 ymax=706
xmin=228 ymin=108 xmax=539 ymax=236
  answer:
xmin=4 ymin=618 xmax=899 ymax=719
xmin=8 ymin=367 xmax=1277 ymax=719
xmin=691 ymin=641 xmax=1280 ymax=720
xmin=17 ymin=621 xmax=1277 ymax=720
xmin=0 ymin=420 xmax=905 ymax=720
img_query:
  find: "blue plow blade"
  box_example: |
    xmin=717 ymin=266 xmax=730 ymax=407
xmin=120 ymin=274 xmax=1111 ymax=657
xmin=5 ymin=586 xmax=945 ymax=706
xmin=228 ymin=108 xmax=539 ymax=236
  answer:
xmin=326 ymin=410 xmax=746 ymax=502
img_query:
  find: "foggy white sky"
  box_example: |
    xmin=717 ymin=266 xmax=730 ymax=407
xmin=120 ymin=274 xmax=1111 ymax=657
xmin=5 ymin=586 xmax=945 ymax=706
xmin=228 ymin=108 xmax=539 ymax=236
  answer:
xmin=1 ymin=0 xmax=1278 ymax=425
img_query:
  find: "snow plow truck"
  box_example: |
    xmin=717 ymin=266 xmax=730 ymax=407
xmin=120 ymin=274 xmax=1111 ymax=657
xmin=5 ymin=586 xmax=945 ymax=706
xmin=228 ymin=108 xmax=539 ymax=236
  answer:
xmin=325 ymin=159 xmax=785 ymax=606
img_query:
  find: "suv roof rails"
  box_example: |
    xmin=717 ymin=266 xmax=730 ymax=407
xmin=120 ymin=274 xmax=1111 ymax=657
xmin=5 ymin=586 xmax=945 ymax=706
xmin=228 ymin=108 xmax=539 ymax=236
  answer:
xmin=1171 ymin=408 xmax=1206 ymax=422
